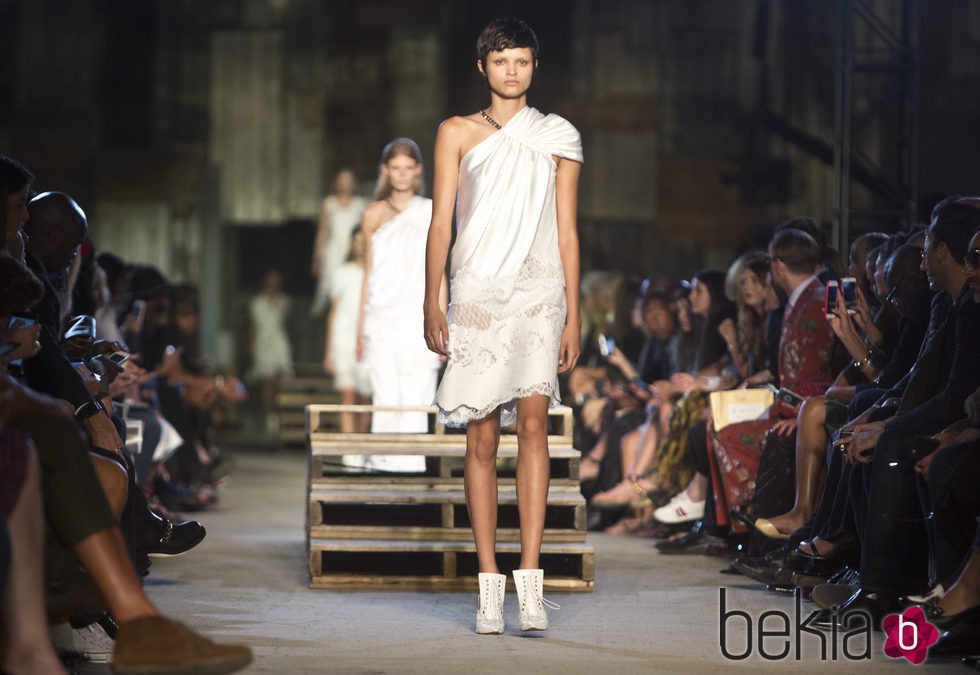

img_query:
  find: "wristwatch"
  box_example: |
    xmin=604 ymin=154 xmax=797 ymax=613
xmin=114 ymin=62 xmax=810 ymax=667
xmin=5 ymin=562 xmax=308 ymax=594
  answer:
xmin=74 ymin=399 xmax=106 ymax=421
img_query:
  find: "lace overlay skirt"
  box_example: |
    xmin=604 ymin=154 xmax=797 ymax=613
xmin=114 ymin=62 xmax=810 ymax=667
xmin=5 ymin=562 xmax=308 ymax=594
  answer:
xmin=436 ymin=257 xmax=565 ymax=427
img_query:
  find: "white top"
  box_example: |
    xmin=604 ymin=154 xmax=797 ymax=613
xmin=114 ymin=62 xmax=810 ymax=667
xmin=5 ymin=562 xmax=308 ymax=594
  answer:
xmin=328 ymin=262 xmax=364 ymax=368
xmin=436 ymin=106 xmax=583 ymax=426
xmin=362 ymin=195 xmax=440 ymax=373
xmin=248 ymin=292 xmax=293 ymax=379
xmin=321 ymin=195 xmax=367 ymax=290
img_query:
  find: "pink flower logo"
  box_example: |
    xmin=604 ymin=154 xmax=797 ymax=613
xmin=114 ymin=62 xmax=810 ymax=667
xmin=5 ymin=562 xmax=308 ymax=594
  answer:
xmin=882 ymin=606 xmax=940 ymax=664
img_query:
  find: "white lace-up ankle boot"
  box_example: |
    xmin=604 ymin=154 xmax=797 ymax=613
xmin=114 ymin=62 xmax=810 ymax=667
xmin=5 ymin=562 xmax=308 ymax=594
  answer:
xmin=513 ymin=568 xmax=558 ymax=631
xmin=476 ymin=572 xmax=506 ymax=634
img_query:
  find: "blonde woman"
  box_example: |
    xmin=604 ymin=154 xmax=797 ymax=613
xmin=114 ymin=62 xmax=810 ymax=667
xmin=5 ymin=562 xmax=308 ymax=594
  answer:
xmin=356 ymin=139 xmax=442 ymax=471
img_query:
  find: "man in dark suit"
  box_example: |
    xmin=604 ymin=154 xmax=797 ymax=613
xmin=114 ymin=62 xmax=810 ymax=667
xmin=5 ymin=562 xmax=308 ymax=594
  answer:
xmin=827 ymin=198 xmax=980 ymax=627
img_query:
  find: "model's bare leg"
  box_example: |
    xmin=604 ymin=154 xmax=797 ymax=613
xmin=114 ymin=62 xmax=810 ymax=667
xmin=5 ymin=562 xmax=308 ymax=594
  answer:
xmin=1 ymin=449 xmax=68 ymax=675
xmin=465 ymin=407 xmax=502 ymax=573
xmin=768 ymin=397 xmax=827 ymax=534
xmin=355 ymin=393 xmax=372 ymax=432
xmin=338 ymin=389 xmax=356 ymax=433
xmin=515 ymin=395 xmax=550 ymax=570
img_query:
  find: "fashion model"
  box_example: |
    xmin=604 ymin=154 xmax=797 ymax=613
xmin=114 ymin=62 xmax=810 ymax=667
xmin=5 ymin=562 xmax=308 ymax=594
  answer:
xmin=423 ymin=17 xmax=583 ymax=633
xmin=357 ymin=139 xmax=442 ymax=472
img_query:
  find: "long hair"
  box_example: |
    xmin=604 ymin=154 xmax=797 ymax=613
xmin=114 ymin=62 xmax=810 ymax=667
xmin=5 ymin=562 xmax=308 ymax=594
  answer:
xmin=373 ymin=138 xmax=424 ymax=201
xmin=691 ymin=269 xmax=736 ymax=371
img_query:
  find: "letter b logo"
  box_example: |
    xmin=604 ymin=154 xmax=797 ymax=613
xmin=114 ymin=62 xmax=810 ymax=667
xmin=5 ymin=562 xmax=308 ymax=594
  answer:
xmin=897 ymin=614 xmax=918 ymax=651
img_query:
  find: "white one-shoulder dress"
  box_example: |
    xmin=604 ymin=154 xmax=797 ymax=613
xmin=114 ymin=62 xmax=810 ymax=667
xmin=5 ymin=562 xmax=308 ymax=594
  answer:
xmin=436 ymin=106 xmax=583 ymax=427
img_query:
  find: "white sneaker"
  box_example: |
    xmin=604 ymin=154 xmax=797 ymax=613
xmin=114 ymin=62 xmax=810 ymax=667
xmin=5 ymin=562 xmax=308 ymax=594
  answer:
xmin=49 ymin=619 xmax=115 ymax=663
xmin=476 ymin=572 xmax=505 ymax=635
xmin=512 ymin=569 xmax=559 ymax=631
xmin=653 ymin=490 xmax=705 ymax=524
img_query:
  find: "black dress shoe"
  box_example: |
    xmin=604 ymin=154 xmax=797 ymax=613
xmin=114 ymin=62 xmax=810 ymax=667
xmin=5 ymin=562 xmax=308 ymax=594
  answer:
xmin=928 ymin=621 xmax=980 ymax=658
xmin=923 ymin=601 xmax=980 ymax=631
xmin=812 ymin=588 xmax=902 ymax=632
xmin=730 ymin=545 xmax=793 ymax=584
xmin=655 ymin=520 xmax=705 ymax=554
xmin=134 ymin=514 xmax=206 ymax=556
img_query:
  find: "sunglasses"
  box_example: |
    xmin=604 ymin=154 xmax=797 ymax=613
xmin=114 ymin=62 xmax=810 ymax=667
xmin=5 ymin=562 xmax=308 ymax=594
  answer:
xmin=963 ymin=248 xmax=980 ymax=270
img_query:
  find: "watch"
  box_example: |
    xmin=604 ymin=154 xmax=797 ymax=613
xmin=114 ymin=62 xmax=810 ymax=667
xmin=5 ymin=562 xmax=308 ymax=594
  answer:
xmin=73 ymin=399 xmax=106 ymax=421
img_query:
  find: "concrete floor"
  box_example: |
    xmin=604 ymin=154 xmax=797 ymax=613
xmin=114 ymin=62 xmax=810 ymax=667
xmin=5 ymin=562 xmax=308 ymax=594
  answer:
xmin=117 ymin=448 xmax=964 ymax=674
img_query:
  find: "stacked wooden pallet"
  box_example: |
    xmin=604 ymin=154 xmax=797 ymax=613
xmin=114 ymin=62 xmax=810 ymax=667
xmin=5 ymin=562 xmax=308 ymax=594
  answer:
xmin=276 ymin=364 xmax=339 ymax=447
xmin=305 ymin=404 xmax=594 ymax=592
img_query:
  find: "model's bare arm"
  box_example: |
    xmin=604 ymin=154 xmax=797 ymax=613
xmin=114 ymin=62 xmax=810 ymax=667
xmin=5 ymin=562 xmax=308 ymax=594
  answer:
xmin=555 ymin=157 xmax=582 ymax=374
xmin=424 ymin=119 xmax=464 ymax=356
xmin=312 ymin=197 xmax=330 ymax=277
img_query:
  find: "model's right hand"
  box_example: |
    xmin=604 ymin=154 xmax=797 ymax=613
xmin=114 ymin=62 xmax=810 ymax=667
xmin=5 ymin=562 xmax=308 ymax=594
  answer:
xmin=423 ymin=307 xmax=450 ymax=357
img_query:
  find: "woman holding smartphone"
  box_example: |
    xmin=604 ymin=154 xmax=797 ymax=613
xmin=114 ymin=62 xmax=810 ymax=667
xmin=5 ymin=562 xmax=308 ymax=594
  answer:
xmin=423 ymin=17 xmax=582 ymax=634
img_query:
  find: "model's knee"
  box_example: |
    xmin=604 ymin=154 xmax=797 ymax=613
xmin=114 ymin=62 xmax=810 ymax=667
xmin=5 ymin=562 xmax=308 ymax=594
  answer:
xmin=516 ymin=414 xmax=547 ymax=441
xmin=800 ymin=397 xmax=826 ymax=425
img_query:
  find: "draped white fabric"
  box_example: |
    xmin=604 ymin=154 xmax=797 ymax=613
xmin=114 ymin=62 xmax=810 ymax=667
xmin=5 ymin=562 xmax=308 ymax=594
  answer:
xmin=363 ymin=196 xmax=441 ymax=451
xmin=436 ymin=106 xmax=583 ymax=427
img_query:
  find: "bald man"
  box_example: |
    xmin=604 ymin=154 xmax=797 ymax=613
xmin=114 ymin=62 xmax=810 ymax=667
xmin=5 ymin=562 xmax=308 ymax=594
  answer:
xmin=23 ymin=192 xmax=125 ymax=479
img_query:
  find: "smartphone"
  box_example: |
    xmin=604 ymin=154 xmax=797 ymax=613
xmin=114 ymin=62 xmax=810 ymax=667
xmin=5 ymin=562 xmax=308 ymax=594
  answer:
xmin=597 ymin=333 xmax=615 ymax=357
xmin=824 ymin=280 xmax=839 ymax=318
xmin=840 ymin=277 xmax=858 ymax=314
xmin=106 ymin=351 xmax=132 ymax=366
xmin=6 ymin=315 xmax=37 ymax=367
xmin=765 ymin=383 xmax=804 ymax=407
xmin=131 ymin=300 xmax=146 ymax=322
xmin=910 ymin=435 xmax=941 ymax=463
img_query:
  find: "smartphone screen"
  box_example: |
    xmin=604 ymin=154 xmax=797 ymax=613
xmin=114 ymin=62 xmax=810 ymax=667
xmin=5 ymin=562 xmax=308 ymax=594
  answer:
xmin=824 ymin=281 xmax=839 ymax=317
xmin=841 ymin=277 xmax=857 ymax=312
xmin=107 ymin=351 xmax=132 ymax=366
xmin=597 ymin=333 xmax=612 ymax=357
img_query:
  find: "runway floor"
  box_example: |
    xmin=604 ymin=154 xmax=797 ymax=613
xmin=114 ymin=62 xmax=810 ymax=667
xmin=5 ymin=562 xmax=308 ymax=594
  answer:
xmin=91 ymin=448 xmax=965 ymax=673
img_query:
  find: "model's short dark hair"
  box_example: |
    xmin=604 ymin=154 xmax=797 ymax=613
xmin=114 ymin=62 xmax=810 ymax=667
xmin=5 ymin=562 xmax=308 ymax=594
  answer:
xmin=769 ymin=228 xmax=820 ymax=275
xmin=476 ymin=17 xmax=539 ymax=66
xmin=929 ymin=198 xmax=980 ymax=262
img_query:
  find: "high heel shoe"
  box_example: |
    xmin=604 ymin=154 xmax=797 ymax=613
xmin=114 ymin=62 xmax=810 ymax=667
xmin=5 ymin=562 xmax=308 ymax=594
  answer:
xmin=475 ymin=573 xmax=505 ymax=635
xmin=752 ymin=517 xmax=790 ymax=540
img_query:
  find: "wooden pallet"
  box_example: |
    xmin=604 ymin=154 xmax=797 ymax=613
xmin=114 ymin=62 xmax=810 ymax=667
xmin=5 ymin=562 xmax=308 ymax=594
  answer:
xmin=276 ymin=366 xmax=339 ymax=446
xmin=305 ymin=404 xmax=593 ymax=591
xmin=308 ymin=539 xmax=595 ymax=592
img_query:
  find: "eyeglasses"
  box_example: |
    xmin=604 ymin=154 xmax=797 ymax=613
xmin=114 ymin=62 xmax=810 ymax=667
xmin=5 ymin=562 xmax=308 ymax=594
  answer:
xmin=963 ymin=248 xmax=980 ymax=270
xmin=884 ymin=274 xmax=913 ymax=306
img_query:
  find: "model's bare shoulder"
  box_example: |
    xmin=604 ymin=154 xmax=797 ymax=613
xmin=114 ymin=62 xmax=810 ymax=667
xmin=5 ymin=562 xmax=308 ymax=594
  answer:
xmin=441 ymin=114 xmax=495 ymax=159
xmin=360 ymin=201 xmax=387 ymax=234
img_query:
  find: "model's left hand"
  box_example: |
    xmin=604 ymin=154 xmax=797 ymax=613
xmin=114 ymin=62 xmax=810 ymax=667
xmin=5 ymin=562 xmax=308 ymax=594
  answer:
xmin=558 ymin=324 xmax=580 ymax=374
